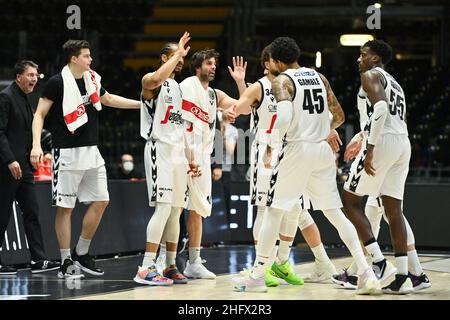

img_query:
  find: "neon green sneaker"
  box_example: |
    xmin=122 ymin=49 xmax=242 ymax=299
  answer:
xmin=271 ymin=261 xmax=304 ymax=285
xmin=265 ymin=268 xmax=281 ymax=287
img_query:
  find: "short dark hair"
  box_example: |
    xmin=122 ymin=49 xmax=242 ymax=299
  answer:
xmin=14 ymin=60 xmax=38 ymax=76
xmin=190 ymin=49 xmax=220 ymax=75
xmin=270 ymin=37 xmax=300 ymax=64
xmin=159 ymin=42 xmax=178 ymax=64
xmin=63 ymin=39 xmax=90 ymax=63
xmin=363 ymin=40 xmax=393 ymax=65
xmin=260 ymin=45 xmax=271 ymax=69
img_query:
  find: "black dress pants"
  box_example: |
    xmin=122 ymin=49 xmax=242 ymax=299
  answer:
xmin=0 ymin=168 xmax=47 ymax=264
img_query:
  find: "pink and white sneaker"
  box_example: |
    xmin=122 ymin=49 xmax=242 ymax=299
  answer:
xmin=232 ymin=274 xmax=267 ymax=293
xmin=133 ymin=266 xmax=173 ymax=286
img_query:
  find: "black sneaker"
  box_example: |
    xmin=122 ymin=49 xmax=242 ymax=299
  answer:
xmin=72 ymin=250 xmax=104 ymax=276
xmin=409 ymin=272 xmax=431 ymax=291
xmin=0 ymin=265 xmax=18 ymax=275
xmin=331 ymin=268 xmax=358 ymax=289
xmin=57 ymin=258 xmax=84 ymax=279
xmin=382 ymin=274 xmax=414 ymax=294
xmin=31 ymin=260 xmax=60 ymax=274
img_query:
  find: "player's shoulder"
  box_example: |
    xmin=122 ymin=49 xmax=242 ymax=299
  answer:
xmin=46 ymin=73 xmax=63 ymax=85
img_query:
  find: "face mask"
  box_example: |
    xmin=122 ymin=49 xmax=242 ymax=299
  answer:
xmin=123 ymin=161 xmax=134 ymax=174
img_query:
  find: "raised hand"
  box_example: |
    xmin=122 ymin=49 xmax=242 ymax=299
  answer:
xmin=177 ymin=32 xmax=191 ymax=57
xmin=227 ymin=56 xmax=247 ymax=83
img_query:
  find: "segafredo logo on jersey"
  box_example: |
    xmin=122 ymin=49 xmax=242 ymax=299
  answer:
xmin=191 ymin=106 xmax=209 ymax=122
xmin=294 ymin=71 xmax=315 ymax=77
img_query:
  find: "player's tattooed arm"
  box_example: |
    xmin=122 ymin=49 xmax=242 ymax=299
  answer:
xmin=271 ymin=74 xmax=294 ymax=102
xmin=319 ymin=73 xmax=345 ymax=129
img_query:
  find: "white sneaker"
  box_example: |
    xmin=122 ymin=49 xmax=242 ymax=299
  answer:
xmin=155 ymin=254 xmax=166 ymax=274
xmin=304 ymin=260 xmax=337 ymax=283
xmin=232 ymin=274 xmax=267 ymax=293
xmin=373 ymin=259 xmax=397 ymax=284
xmin=183 ymin=257 xmax=216 ymax=279
xmin=356 ymin=268 xmax=382 ymax=295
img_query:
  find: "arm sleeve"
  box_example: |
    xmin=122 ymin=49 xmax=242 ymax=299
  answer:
xmin=367 ymin=100 xmax=388 ymax=146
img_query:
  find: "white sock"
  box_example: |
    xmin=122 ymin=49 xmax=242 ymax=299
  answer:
xmin=277 ymin=240 xmax=291 ymax=264
xmin=166 ymin=251 xmax=176 ymax=268
xmin=395 ymin=255 xmax=408 ymax=275
xmin=407 ymin=250 xmax=423 ymax=276
xmin=189 ymin=247 xmax=201 ymax=264
xmin=311 ymin=243 xmax=330 ymax=263
xmin=365 ymin=242 xmax=384 ymax=263
xmin=60 ymin=249 xmax=71 ymax=262
xmin=270 ymin=245 xmax=278 ymax=263
xmin=142 ymin=252 xmax=156 ymax=269
xmin=75 ymin=237 xmax=91 ymax=256
xmin=252 ymin=255 xmax=271 ymax=279
xmin=159 ymin=243 xmax=167 ymax=256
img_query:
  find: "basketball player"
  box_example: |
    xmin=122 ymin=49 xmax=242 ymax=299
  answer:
xmin=332 ymin=64 xmax=431 ymax=291
xmin=30 ymin=40 xmax=141 ymax=279
xmin=342 ymin=40 xmax=428 ymax=293
xmin=226 ymin=47 xmax=337 ymax=286
xmin=180 ymin=49 xmax=236 ymax=279
xmin=232 ymin=37 xmax=381 ymax=294
xmin=133 ymin=33 xmax=195 ymax=286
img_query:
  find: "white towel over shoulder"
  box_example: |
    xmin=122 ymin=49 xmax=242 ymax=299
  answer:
xmin=180 ymin=76 xmax=211 ymax=136
xmin=61 ymin=65 xmax=102 ymax=132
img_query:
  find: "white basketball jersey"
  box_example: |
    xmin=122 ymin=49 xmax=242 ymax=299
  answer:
xmin=358 ymin=67 xmax=408 ymax=136
xmin=282 ymin=67 xmax=330 ymax=143
xmin=251 ymin=76 xmax=278 ymax=144
xmin=203 ymin=87 xmax=218 ymax=154
xmin=140 ymin=76 xmax=185 ymax=148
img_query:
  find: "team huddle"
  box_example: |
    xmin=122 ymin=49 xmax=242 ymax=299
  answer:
xmin=29 ymin=32 xmax=430 ymax=296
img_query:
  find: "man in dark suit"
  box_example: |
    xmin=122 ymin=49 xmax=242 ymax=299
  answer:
xmin=0 ymin=60 xmax=59 ymax=274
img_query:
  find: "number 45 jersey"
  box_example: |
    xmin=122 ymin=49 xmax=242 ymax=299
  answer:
xmin=281 ymin=67 xmax=330 ymax=143
xmin=358 ymin=67 xmax=408 ymax=136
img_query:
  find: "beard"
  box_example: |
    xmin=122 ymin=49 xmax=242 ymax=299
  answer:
xmin=269 ymin=69 xmax=280 ymax=77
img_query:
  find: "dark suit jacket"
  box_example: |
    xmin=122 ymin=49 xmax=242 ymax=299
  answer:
xmin=0 ymin=82 xmax=34 ymax=175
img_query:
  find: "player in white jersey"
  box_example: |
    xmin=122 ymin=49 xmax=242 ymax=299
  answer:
xmin=232 ymin=37 xmax=381 ymax=294
xmin=342 ymin=40 xmax=418 ymax=294
xmin=133 ymin=33 xmax=196 ymax=286
xmin=332 ymin=64 xmax=431 ymax=291
xmin=226 ymin=47 xmax=337 ymax=286
xmin=179 ymin=49 xmax=237 ymax=279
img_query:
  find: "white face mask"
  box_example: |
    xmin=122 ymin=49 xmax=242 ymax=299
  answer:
xmin=122 ymin=161 xmax=134 ymax=173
